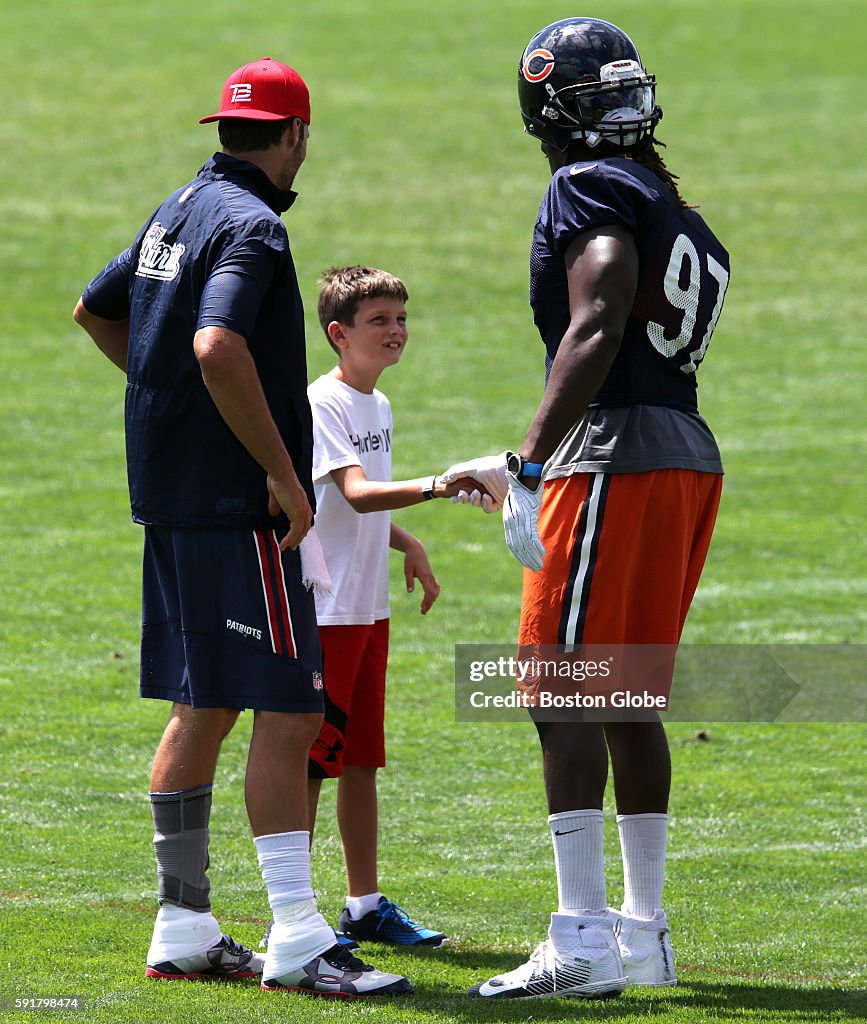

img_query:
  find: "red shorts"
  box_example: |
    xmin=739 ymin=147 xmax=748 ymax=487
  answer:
xmin=519 ymin=470 xmax=721 ymax=702
xmin=308 ymin=619 xmax=389 ymax=778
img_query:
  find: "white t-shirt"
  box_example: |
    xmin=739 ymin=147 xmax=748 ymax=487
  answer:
xmin=308 ymin=373 xmax=392 ymax=625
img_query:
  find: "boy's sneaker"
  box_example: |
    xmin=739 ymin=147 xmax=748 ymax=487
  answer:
xmin=338 ymin=897 xmax=447 ymax=947
xmin=262 ymin=942 xmax=412 ymax=998
xmin=467 ymin=915 xmax=626 ymax=1000
xmin=260 ymin=918 xmax=358 ymax=952
xmin=146 ymin=934 xmax=264 ymax=981
xmin=608 ymin=908 xmax=677 ymax=987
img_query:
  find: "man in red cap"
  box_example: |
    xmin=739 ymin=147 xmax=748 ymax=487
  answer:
xmin=73 ymin=58 xmax=412 ymax=998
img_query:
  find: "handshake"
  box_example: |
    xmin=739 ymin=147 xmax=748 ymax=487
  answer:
xmin=440 ymin=452 xmax=547 ymax=572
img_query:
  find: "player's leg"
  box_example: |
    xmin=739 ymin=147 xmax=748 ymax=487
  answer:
xmin=150 ymin=702 xmax=240 ymax=792
xmin=258 ymin=776 xmax=342 ymax=953
xmin=248 ymin=556 xmax=408 ymax=997
xmin=338 ymin=764 xmax=379 ymax=897
xmin=598 ymin=471 xmax=720 ymax=987
xmin=335 ymin=620 xmax=446 ymax=948
xmin=308 ymin=777 xmax=323 ymax=836
xmin=145 ymin=527 xmax=408 ymax=994
xmin=470 ymin=476 xmax=625 ymax=998
xmin=604 ymin=718 xmax=671 ymax=816
xmin=142 ymin=526 xmax=259 ymax=980
xmin=260 ymin=624 xmax=362 ymax=955
xmin=149 ymin=703 xmax=239 ymax=943
xmin=534 ymin=717 xmax=610 ymax=910
xmin=246 ymin=709 xmax=322 ymax=833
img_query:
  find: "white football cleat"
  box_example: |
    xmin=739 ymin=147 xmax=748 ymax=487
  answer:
xmin=608 ymin=908 xmax=677 ymax=987
xmin=467 ymin=914 xmax=626 ymax=999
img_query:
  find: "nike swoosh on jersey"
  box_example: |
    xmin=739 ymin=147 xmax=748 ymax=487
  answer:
xmin=569 ymin=164 xmax=598 ymax=175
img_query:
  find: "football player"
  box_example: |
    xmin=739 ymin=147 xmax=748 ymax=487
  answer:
xmin=444 ymin=17 xmax=730 ymax=999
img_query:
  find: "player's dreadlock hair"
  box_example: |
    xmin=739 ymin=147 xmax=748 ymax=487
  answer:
xmin=563 ymin=136 xmax=687 ymax=207
xmin=626 ymin=138 xmax=686 ymax=207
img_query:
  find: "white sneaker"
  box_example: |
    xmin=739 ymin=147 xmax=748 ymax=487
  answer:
xmin=146 ymin=934 xmax=264 ymax=980
xmin=468 ymin=914 xmax=627 ymax=999
xmin=262 ymin=942 xmax=412 ymax=998
xmin=608 ymin=908 xmax=677 ymax=987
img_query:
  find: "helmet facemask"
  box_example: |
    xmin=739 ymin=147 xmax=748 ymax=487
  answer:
xmin=539 ymin=60 xmax=661 ymax=151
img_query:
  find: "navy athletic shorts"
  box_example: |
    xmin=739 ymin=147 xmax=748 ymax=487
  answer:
xmin=139 ymin=525 xmax=324 ymax=713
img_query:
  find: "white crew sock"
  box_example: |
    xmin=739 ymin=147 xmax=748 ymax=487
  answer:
xmin=548 ymin=809 xmax=607 ymax=914
xmin=255 ymin=831 xmax=334 ymax=976
xmin=147 ymin=904 xmax=222 ymax=964
xmin=617 ymin=812 xmax=668 ymax=920
xmin=345 ymin=892 xmax=382 ymax=920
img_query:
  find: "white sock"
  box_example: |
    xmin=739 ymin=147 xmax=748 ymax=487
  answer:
xmin=265 ymin=916 xmax=336 ymax=977
xmin=617 ymin=812 xmax=668 ymax=919
xmin=548 ymin=809 xmax=607 ymax=913
xmin=147 ymin=904 xmax=222 ymax=964
xmin=345 ymin=892 xmax=382 ymax=920
xmin=255 ymin=831 xmax=315 ymax=916
xmin=255 ymin=831 xmax=333 ymax=975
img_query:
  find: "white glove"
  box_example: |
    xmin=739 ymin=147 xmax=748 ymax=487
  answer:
xmin=503 ymin=474 xmax=546 ymax=571
xmin=450 ymin=488 xmax=498 ymax=514
xmin=441 ymin=452 xmax=509 ymax=510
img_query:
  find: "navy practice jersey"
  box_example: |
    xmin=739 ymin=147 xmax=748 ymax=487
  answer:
xmin=82 ymin=154 xmax=314 ymax=530
xmin=530 ymin=157 xmax=730 ymax=413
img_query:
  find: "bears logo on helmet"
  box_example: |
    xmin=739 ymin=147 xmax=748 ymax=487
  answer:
xmin=521 ymin=48 xmax=556 ymax=83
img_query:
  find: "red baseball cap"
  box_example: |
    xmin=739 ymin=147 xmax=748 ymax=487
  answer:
xmin=199 ymin=57 xmax=310 ymax=124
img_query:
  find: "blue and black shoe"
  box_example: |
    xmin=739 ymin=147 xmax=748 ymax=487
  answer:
xmin=260 ymin=918 xmax=359 ymax=952
xmin=338 ymin=897 xmax=447 ymax=948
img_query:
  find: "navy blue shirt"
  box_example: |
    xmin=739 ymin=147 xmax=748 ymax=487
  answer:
xmin=530 ymin=158 xmax=730 ymax=413
xmin=82 ymin=154 xmax=314 ymax=529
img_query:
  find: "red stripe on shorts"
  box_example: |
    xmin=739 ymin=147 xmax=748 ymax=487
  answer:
xmin=265 ymin=530 xmax=296 ymax=659
xmin=254 ymin=531 xmax=283 ymax=655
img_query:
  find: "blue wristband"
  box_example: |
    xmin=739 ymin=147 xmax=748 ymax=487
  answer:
xmin=521 ymin=461 xmax=544 ymax=478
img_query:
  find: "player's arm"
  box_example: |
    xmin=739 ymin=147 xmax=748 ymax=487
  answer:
xmin=502 ymin=224 xmax=638 ymax=571
xmin=194 ymin=326 xmax=311 ymax=549
xmin=73 ymin=301 xmax=130 ymax=371
xmin=73 ymin=247 xmax=135 ymax=371
xmin=195 ymin=240 xmax=312 ymax=549
xmin=517 ymin=224 xmax=638 ymax=474
xmin=329 ymin=464 xmax=477 ymax=513
xmin=390 ymin=522 xmax=440 ymax=615
xmin=446 ymin=227 xmax=639 ymax=495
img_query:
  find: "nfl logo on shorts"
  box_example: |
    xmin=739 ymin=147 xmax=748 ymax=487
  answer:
xmin=312 ymin=671 xmax=323 ymax=691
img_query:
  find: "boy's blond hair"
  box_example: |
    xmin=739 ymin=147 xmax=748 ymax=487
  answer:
xmin=317 ymin=266 xmax=408 ymax=353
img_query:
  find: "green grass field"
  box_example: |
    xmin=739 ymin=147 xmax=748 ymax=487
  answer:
xmin=1 ymin=0 xmax=865 ymax=1021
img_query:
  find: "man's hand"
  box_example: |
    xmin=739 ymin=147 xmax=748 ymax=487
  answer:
xmin=503 ymin=474 xmax=546 ymax=571
xmin=402 ymin=539 xmax=441 ymax=615
xmin=440 ymin=452 xmax=509 ymax=513
xmin=267 ymin=472 xmax=313 ymax=551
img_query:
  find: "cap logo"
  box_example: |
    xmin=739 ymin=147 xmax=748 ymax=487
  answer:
xmin=229 ymin=83 xmax=253 ymax=103
xmin=522 ymin=48 xmax=555 ymax=83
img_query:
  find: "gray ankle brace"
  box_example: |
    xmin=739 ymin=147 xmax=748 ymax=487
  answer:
xmin=150 ymin=784 xmax=213 ymax=912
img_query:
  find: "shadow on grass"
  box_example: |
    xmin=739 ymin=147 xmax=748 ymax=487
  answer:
xmin=403 ymin=983 xmax=865 ymax=1021
xmin=400 ymin=948 xmax=866 ymax=1021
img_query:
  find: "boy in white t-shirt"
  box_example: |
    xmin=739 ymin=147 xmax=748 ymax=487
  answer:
xmin=301 ymin=266 xmax=480 ymax=948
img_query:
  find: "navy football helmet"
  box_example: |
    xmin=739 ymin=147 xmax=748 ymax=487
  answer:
xmin=518 ymin=18 xmax=662 ymax=151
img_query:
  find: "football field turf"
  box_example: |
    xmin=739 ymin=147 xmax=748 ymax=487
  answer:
xmin=1 ymin=0 xmax=865 ymax=1021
